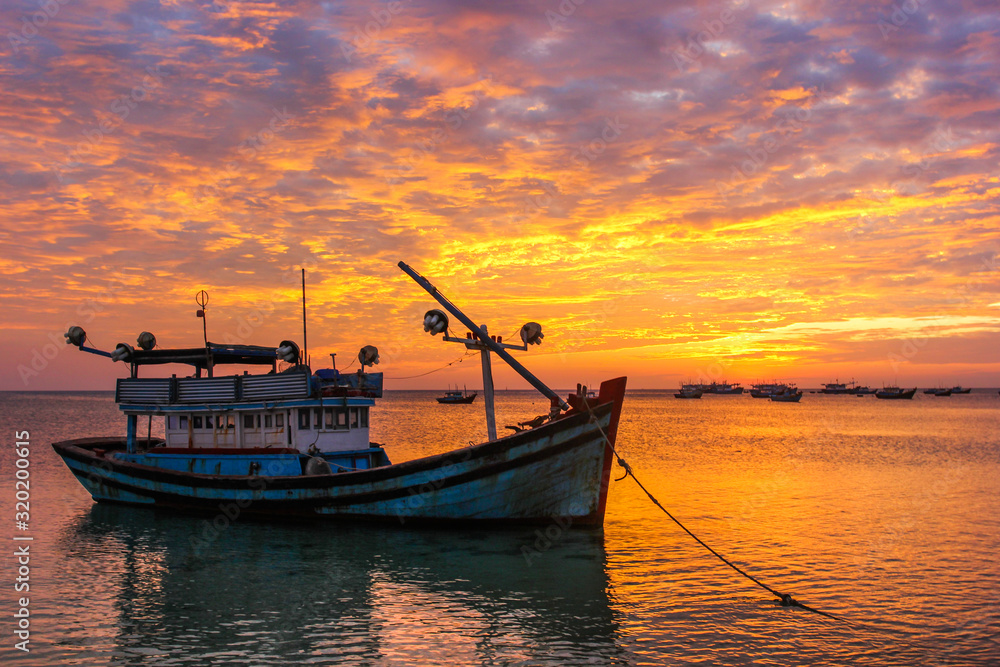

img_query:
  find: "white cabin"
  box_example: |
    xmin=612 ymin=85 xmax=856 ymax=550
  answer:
xmin=160 ymin=402 xmax=372 ymax=454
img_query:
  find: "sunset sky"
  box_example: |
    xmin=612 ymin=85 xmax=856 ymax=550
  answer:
xmin=2 ymin=0 xmax=998 ymax=391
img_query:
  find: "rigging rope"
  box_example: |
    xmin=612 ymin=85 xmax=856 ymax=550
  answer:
xmin=582 ymin=400 xmax=844 ymax=623
xmin=385 ymin=351 xmax=476 ymax=380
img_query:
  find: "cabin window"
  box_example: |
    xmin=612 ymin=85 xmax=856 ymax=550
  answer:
xmin=166 ymin=416 xmax=175 ymax=430
xmin=264 ymin=414 xmax=272 ymax=428
xmin=360 ymin=408 xmax=368 ymax=428
xmin=298 ymin=409 xmax=310 ymax=430
xmin=275 ymin=413 xmax=284 ymax=428
xmin=243 ymin=414 xmax=256 ymax=430
xmin=350 ymin=408 xmax=359 ymax=429
xmin=313 ymin=408 xmax=323 ymax=429
xmin=317 ymin=407 xmax=350 ymax=431
xmin=193 ymin=416 xmax=203 ymax=429
xmin=204 ymin=415 xmax=213 ymax=429
xmin=179 ymin=416 xmax=189 ymax=429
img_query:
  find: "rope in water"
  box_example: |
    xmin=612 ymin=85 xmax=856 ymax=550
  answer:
xmin=582 ymin=401 xmax=844 ymax=623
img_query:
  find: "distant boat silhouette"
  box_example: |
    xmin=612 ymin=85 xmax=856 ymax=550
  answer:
xmin=437 ymin=386 xmax=477 ymax=404
xmin=875 ymin=386 xmax=917 ymax=399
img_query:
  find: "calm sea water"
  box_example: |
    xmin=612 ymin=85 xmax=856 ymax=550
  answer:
xmin=2 ymin=389 xmax=999 ymax=665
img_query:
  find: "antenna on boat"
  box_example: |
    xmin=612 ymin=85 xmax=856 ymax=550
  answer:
xmin=195 ymin=290 xmax=212 ymax=377
xmin=301 ymin=268 xmax=308 ymax=368
xmin=195 ymin=290 xmax=209 ymax=347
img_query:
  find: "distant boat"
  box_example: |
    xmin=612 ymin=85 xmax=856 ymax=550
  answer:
xmin=820 ymin=379 xmax=856 ymax=394
xmin=700 ymin=381 xmax=744 ymax=395
xmin=933 ymin=388 xmax=953 ymax=396
xmin=674 ymin=384 xmax=703 ymax=399
xmin=822 ymin=379 xmax=877 ymax=395
xmin=923 ymin=388 xmax=938 ymax=395
xmin=749 ymin=382 xmax=786 ymax=398
xmin=770 ymin=386 xmax=803 ymax=402
xmin=875 ymin=386 xmax=917 ymax=400
xmin=950 ymin=386 xmax=972 ymax=394
xmin=437 ymin=386 xmax=477 ymax=404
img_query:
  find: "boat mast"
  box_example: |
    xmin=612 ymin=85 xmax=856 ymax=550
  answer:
xmin=478 ymin=325 xmax=497 ymax=440
xmin=301 ymin=268 xmax=308 ymax=367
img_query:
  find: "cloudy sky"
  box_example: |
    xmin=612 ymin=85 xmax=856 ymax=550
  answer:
xmin=2 ymin=0 xmax=998 ymax=390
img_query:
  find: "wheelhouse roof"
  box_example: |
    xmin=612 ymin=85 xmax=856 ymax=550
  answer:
xmin=130 ymin=343 xmax=278 ymax=368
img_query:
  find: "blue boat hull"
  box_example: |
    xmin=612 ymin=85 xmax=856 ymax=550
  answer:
xmin=53 ymin=378 xmax=627 ymax=526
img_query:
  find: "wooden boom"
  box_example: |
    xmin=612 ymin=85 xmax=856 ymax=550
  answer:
xmin=397 ymin=261 xmax=570 ymax=412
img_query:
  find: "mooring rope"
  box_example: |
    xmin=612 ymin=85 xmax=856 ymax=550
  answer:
xmin=582 ymin=401 xmax=844 ymax=623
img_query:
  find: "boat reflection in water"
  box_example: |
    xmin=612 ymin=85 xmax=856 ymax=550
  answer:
xmin=62 ymin=503 xmax=626 ymax=665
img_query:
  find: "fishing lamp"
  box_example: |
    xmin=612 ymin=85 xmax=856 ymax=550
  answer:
xmin=358 ymin=345 xmax=380 ymax=367
xmin=277 ymin=340 xmax=300 ymax=363
xmin=65 ymin=326 xmax=87 ymax=347
xmin=423 ymin=309 xmax=448 ymax=336
xmin=111 ymin=343 xmax=134 ymax=363
xmin=520 ymin=322 xmax=544 ymax=346
xmin=136 ymin=332 xmax=156 ymax=350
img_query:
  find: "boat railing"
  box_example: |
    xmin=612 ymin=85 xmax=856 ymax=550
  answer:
xmin=116 ymin=370 xmax=312 ymax=405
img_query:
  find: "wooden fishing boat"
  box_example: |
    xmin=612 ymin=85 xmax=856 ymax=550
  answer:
xmin=749 ymin=382 xmax=787 ymax=398
xmin=674 ymin=384 xmax=703 ymax=399
xmin=875 ymin=386 xmax=917 ymax=400
xmin=820 ymin=380 xmax=855 ymax=394
xmin=769 ymin=387 xmax=803 ymax=402
xmin=698 ymin=381 xmax=744 ymax=395
xmin=52 ymin=263 xmax=628 ymax=526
